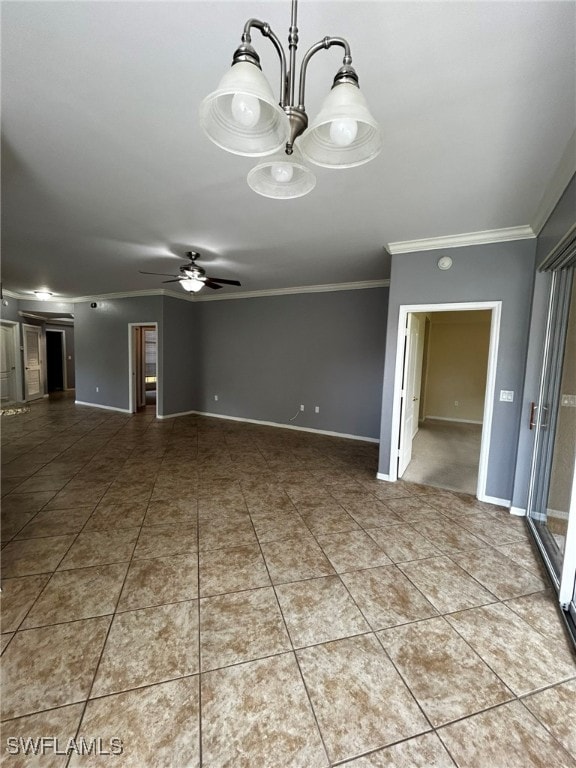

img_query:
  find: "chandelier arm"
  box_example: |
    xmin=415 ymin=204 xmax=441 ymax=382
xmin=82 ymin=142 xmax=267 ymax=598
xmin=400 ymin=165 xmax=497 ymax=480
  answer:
xmin=297 ymin=37 xmax=352 ymax=110
xmin=241 ymin=19 xmax=288 ymax=107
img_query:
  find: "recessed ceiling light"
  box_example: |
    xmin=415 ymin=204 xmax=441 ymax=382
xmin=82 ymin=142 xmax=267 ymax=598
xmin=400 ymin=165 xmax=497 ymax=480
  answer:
xmin=34 ymin=291 xmax=53 ymax=300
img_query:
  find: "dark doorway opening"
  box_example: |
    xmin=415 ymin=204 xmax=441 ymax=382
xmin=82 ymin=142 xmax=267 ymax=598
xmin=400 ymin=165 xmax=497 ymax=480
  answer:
xmin=46 ymin=330 xmax=65 ymax=392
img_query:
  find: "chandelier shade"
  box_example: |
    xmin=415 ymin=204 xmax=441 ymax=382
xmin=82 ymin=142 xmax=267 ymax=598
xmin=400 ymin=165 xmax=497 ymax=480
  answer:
xmin=247 ymin=146 xmax=316 ymax=199
xmin=199 ymin=62 xmax=291 ymax=157
xmin=299 ymin=82 xmax=382 ymax=168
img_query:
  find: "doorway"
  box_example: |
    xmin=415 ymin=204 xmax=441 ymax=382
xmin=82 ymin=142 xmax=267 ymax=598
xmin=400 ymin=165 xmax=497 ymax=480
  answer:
xmin=0 ymin=322 xmax=21 ymax=405
xmin=390 ymin=301 xmax=501 ymax=501
xmin=129 ymin=323 xmax=158 ymax=415
xmin=46 ymin=329 xmax=66 ymax=392
xmin=22 ymin=324 xmax=44 ymax=401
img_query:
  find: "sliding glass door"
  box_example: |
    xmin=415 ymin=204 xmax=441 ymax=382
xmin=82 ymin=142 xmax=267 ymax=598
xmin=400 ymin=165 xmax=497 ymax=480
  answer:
xmin=527 ymin=267 xmax=576 ymax=643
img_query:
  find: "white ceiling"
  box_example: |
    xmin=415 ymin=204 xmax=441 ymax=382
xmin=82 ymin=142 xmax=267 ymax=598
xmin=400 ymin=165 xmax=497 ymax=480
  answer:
xmin=2 ymin=1 xmax=575 ymax=301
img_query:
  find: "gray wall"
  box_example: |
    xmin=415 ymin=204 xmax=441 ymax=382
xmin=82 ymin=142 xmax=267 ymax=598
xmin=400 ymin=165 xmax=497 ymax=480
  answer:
xmin=162 ymin=296 xmax=200 ymax=416
xmin=0 ymin=298 xmax=20 ymax=323
xmin=189 ymin=288 xmax=389 ymax=439
xmin=378 ymin=240 xmax=537 ymax=501
xmin=74 ymin=296 xmax=163 ymax=411
xmin=536 ymin=174 xmax=576 ymax=265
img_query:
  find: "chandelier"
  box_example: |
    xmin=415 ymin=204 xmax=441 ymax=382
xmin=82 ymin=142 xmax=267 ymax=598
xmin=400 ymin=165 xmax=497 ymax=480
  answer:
xmin=199 ymin=0 xmax=382 ymax=199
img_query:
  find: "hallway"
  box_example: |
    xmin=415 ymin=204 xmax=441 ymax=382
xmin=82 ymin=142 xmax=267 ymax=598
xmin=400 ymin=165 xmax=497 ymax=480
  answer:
xmin=1 ymin=398 xmax=575 ymax=767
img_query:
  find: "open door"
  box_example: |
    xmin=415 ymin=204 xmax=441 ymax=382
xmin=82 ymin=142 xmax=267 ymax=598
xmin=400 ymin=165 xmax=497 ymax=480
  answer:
xmin=398 ymin=313 xmax=424 ymax=477
xmin=129 ymin=323 xmax=158 ymax=414
xmin=22 ymin=324 xmax=44 ymax=401
xmin=0 ymin=322 xmax=19 ymax=405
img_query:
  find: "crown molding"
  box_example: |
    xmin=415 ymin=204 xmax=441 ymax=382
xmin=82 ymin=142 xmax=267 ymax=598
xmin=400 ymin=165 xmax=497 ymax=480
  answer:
xmin=531 ymin=129 xmax=576 ymax=235
xmin=387 ymin=225 xmax=535 ymax=255
xmin=193 ymin=280 xmax=390 ymax=302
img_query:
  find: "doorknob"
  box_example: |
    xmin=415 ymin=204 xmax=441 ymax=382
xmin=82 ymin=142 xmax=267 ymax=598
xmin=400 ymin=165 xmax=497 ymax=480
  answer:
xmin=529 ymin=402 xmax=537 ymax=430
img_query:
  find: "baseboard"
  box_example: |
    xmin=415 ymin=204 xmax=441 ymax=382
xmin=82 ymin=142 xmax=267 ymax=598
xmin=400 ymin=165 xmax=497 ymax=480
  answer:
xmin=376 ymin=472 xmax=394 ymax=482
xmin=478 ymin=493 xmax=511 ymax=508
xmin=75 ymin=400 xmax=132 ymax=414
xmin=510 ymin=506 xmax=526 ymax=517
xmin=424 ymin=415 xmax=483 ymax=425
xmin=159 ymin=408 xmax=379 ymax=443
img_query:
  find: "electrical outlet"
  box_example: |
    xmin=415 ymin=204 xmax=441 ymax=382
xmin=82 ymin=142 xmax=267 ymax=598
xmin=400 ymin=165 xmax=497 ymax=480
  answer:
xmin=454 ymin=400 xmax=459 ymax=407
xmin=214 ymin=394 xmax=218 ymax=401
xmin=96 ymin=386 xmax=99 ymax=393
xmin=315 ymin=406 xmax=319 ymax=413
xmin=300 ymin=404 xmax=305 ymax=411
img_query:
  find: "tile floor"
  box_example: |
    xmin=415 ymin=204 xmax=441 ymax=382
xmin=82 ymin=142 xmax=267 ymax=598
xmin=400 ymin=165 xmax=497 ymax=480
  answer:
xmin=1 ymin=396 xmax=576 ymax=767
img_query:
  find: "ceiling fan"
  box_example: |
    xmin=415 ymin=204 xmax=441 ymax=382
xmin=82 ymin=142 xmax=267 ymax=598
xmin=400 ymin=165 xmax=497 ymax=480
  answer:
xmin=139 ymin=251 xmax=242 ymax=293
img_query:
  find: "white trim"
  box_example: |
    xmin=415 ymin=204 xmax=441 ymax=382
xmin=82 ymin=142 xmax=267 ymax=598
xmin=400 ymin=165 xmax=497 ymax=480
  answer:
xmin=158 ymin=409 xmax=379 ymax=443
xmin=388 ymin=301 xmax=502 ymax=505
xmin=128 ymin=322 xmax=159 ymax=418
xmin=424 ymin=415 xmax=483 ymax=425
xmin=376 ymin=472 xmax=394 ymax=482
xmin=387 ymin=226 xmax=535 ymax=255
xmin=74 ymin=400 xmax=131 ymax=414
xmin=558 ymin=452 xmax=576 ymax=606
xmin=0 ymin=280 xmax=391 ymax=305
xmin=532 ymin=129 xmax=576 ymax=235
xmin=478 ymin=494 xmax=510 ymax=508
xmin=510 ymin=506 xmax=526 ymax=517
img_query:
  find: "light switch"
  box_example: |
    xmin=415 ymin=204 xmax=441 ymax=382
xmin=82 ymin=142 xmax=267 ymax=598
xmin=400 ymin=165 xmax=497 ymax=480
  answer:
xmin=499 ymin=390 xmax=514 ymax=402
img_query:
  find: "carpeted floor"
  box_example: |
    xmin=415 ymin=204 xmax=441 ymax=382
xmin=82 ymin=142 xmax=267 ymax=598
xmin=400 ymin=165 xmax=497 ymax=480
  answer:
xmin=402 ymin=419 xmax=482 ymax=495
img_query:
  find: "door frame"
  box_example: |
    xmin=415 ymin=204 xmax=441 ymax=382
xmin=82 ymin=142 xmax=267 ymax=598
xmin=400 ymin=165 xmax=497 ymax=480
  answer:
xmin=389 ymin=300 xmax=502 ymax=502
xmin=45 ymin=328 xmax=67 ymax=391
xmin=128 ymin=322 xmax=159 ymax=417
xmin=0 ymin=320 xmax=23 ymax=403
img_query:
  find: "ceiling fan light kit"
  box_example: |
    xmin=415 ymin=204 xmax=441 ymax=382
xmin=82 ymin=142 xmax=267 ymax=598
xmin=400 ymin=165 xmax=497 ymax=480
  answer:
xmin=139 ymin=252 xmax=241 ymax=294
xmin=199 ymin=0 xmax=382 ymax=198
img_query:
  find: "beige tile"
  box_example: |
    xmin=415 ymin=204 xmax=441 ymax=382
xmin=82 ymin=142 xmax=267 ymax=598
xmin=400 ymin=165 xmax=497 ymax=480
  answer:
xmin=69 ymin=678 xmax=200 ymax=768
xmin=451 ymin=546 xmax=548 ymax=599
xmin=44 ymin=486 xmax=107 ymax=510
xmin=117 ymin=554 xmax=198 ymax=611
xmin=398 ymin=556 xmax=497 ymax=613
xmin=58 ymin=528 xmax=139 ymax=570
xmin=143 ymin=498 xmax=197 ymax=526
xmin=1 ymin=535 xmax=76 ymax=578
xmin=91 ymin=601 xmax=199 ymax=697
xmin=438 ymin=700 xmax=576 ymax=768
xmin=410 ymin=518 xmax=488 ymax=554
xmin=382 ymin=497 xmax=444 ymax=523
xmin=496 ymin=540 xmax=549 ymax=575
xmin=0 ymin=574 xmax=51 ymax=632
xmin=132 ymin=524 xmax=197 ymax=560
xmin=446 ymin=603 xmax=576 ymax=695
xmin=456 ymin=510 xmax=529 ymax=545
xmin=340 ymin=499 xmax=403 ymax=528
xmin=198 ymin=511 xmax=257 ymax=551
xmin=200 ymin=586 xmax=291 ymax=670
xmin=201 ymin=653 xmax=328 ymax=768
xmin=249 ymin=509 xmax=310 ymax=543
xmin=15 ymin=506 xmax=94 ymax=539
xmin=84 ymin=501 xmax=147 ymax=530
xmin=299 ymin=504 xmax=361 ymax=535
xmin=1 ymin=617 xmax=111 ymax=719
xmin=504 ymin=589 xmax=567 ymax=638
xmin=367 ymin=524 xmax=441 ymax=562
xmin=0 ymin=510 xmax=36 ymax=542
xmin=2 ymin=491 xmax=56 ymax=514
xmin=297 ymin=634 xmax=429 ymax=762
xmin=1 ymin=633 xmax=14 ymax=654
xmin=10 ymin=474 xmax=70 ymax=493
xmin=316 ymin=530 xmax=392 ymax=572
xmin=261 ymin=534 xmax=335 ymax=584
xmin=22 ymin=564 xmax=128 ymax=628
xmin=275 ymin=575 xmax=369 ymax=648
xmin=379 ymin=616 xmax=512 ymax=726
xmin=523 ymin=679 xmax=576 ymax=760
xmin=341 ymin=566 xmax=438 ymax=630
xmin=1 ymin=704 xmax=85 ymax=768
xmin=343 ymin=732 xmax=456 ymax=767
xmin=199 ymin=543 xmax=270 ymax=597
xmin=99 ymin=483 xmax=153 ymax=506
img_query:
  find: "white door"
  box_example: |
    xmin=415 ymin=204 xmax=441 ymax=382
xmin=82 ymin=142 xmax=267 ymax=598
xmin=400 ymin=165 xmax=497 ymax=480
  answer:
xmin=23 ymin=324 xmax=44 ymax=401
xmin=0 ymin=323 xmax=18 ymax=404
xmin=398 ymin=314 xmax=422 ymax=476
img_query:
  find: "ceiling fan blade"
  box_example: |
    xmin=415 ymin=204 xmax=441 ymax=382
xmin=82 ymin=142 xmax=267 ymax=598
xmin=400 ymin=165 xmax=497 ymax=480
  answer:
xmin=206 ymin=276 xmax=242 ymax=286
xmin=140 ymin=270 xmax=179 ymax=277
xmin=162 ymin=278 xmax=184 ymax=283
xmin=204 ymin=280 xmax=224 ymax=289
